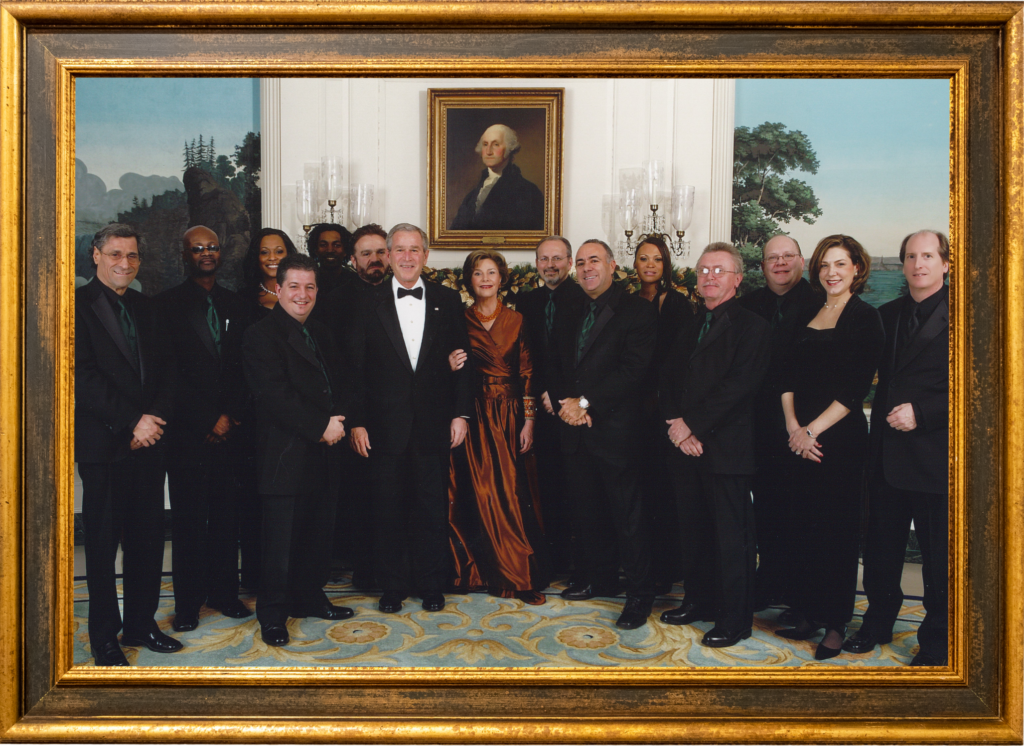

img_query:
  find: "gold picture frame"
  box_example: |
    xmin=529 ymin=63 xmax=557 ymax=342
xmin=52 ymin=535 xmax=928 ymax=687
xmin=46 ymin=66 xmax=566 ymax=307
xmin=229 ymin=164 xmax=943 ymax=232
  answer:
xmin=0 ymin=1 xmax=1021 ymax=742
xmin=427 ymin=87 xmax=564 ymax=250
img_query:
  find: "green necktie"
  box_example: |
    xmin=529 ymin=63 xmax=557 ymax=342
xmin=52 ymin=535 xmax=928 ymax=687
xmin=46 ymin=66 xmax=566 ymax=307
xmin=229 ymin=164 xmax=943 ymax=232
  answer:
xmin=116 ymin=299 xmax=138 ymax=358
xmin=206 ymin=295 xmax=222 ymax=354
xmin=577 ymin=301 xmax=597 ymax=363
xmin=771 ymin=295 xmax=784 ymax=330
xmin=544 ymin=291 xmax=556 ymax=339
xmin=302 ymin=326 xmax=333 ymax=397
xmin=697 ymin=311 xmax=713 ymax=344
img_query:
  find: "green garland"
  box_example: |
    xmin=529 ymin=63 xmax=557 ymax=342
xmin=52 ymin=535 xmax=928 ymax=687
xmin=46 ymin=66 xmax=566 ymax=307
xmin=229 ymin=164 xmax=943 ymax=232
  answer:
xmin=423 ymin=263 xmax=700 ymax=310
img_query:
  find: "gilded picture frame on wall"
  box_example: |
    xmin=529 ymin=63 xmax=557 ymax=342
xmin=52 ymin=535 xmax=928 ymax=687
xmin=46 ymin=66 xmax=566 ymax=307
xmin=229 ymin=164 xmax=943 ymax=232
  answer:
xmin=428 ymin=87 xmax=564 ymax=250
xmin=0 ymin=1 xmax=1021 ymax=743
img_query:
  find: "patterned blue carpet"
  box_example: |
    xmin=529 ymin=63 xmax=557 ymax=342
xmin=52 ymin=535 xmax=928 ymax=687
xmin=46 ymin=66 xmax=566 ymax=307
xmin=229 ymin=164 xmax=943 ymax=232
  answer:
xmin=73 ymin=576 xmax=926 ymax=667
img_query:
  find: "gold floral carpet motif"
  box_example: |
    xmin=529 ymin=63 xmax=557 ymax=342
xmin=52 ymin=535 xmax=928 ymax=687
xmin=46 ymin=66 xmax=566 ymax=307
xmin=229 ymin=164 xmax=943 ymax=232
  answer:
xmin=73 ymin=578 xmax=926 ymax=667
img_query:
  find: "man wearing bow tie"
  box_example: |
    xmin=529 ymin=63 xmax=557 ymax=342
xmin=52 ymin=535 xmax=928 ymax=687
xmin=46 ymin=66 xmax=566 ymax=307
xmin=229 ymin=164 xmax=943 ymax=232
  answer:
xmin=345 ymin=223 xmax=473 ymax=614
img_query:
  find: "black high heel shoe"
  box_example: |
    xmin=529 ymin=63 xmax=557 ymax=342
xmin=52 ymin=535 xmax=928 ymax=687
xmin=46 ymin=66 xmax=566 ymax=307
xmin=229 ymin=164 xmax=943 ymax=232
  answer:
xmin=775 ymin=620 xmax=825 ymax=641
xmin=814 ymin=626 xmax=847 ymax=660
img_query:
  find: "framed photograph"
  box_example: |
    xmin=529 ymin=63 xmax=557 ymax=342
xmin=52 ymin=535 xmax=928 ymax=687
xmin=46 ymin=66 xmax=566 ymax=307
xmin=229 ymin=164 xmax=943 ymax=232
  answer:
xmin=428 ymin=88 xmax=564 ymax=250
xmin=1 ymin=1 xmax=1022 ymax=743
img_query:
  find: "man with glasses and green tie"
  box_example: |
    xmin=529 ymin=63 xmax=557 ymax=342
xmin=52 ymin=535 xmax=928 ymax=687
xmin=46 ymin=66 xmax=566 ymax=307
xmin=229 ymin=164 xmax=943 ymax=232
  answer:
xmin=156 ymin=226 xmax=253 ymax=634
xmin=659 ymin=242 xmax=770 ymax=648
xmin=76 ymin=223 xmax=182 ymax=665
xmin=738 ymin=234 xmax=819 ymax=613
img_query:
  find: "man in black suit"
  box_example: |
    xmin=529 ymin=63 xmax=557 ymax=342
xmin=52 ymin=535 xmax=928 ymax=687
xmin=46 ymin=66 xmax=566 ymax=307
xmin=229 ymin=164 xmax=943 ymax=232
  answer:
xmin=737 ymin=235 xmax=819 ymax=610
xmin=659 ymin=242 xmax=770 ymax=647
xmin=307 ymin=222 xmax=355 ymax=296
xmin=548 ymin=239 xmax=657 ymax=629
xmin=242 ymin=253 xmax=354 ymax=647
xmin=514 ymin=236 xmax=586 ymax=573
xmin=75 ymin=223 xmax=183 ymax=665
xmin=843 ymin=230 xmax=950 ymax=666
xmin=449 ymin=124 xmax=544 ymax=231
xmin=157 ymin=225 xmax=253 ymax=632
xmin=346 ymin=223 xmax=473 ymax=614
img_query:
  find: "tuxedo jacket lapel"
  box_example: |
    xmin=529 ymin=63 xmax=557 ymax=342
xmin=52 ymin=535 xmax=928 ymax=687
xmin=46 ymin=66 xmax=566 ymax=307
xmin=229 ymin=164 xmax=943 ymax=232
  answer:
xmin=690 ymin=311 xmax=731 ymax=361
xmin=185 ymin=303 xmax=220 ymax=362
xmin=90 ymin=288 xmax=140 ymax=374
xmin=576 ymin=302 xmax=615 ymax=366
xmin=285 ymin=323 xmax=322 ymax=370
xmin=377 ymin=291 xmax=414 ymax=372
xmin=896 ymin=296 xmax=948 ymax=373
xmin=418 ymin=283 xmax=442 ymax=363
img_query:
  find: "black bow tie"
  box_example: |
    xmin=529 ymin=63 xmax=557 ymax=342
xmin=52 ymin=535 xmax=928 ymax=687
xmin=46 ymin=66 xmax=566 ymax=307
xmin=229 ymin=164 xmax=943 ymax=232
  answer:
xmin=397 ymin=286 xmax=423 ymax=300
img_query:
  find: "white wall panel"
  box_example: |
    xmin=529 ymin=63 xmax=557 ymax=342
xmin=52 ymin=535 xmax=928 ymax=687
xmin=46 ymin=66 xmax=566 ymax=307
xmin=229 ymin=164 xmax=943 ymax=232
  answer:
xmin=269 ymin=78 xmax=733 ymax=269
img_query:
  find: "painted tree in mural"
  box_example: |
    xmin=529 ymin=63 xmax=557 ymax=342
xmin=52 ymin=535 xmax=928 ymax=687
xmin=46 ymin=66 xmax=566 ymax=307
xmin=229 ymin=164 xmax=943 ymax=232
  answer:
xmin=732 ymin=122 xmax=822 ymax=291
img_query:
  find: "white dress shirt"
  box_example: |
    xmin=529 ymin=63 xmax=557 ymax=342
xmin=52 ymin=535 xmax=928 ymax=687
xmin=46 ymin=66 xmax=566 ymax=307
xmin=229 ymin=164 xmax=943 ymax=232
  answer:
xmin=392 ymin=275 xmax=427 ymax=371
xmin=474 ymin=168 xmax=502 ymax=212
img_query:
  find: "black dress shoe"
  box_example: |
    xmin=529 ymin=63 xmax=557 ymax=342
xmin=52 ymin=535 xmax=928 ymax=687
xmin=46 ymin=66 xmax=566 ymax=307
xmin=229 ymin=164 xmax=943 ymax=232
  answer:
xmin=615 ymin=596 xmax=653 ymax=630
xmin=842 ymin=629 xmax=892 ymax=654
xmin=909 ymin=651 xmax=948 ymax=667
xmin=701 ymin=626 xmax=752 ymax=648
xmin=561 ymin=583 xmax=618 ymax=601
xmin=293 ymin=601 xmax=355 ymax=620
xmin=208 ymin=599 xmax=254 ymax=619
xmin=660 ymin=602 xmax=713 ymax=626
xmin=379 ymin=593 xmax=406 ymax=613
xmin=120 ymin=625 xmax=184 ymax=653
xmin=421 ymin=592 xmax=446 ymax=612
xmin=813 ymin=627 xmax=847 ymax=660
xmin=92 ymin=640 xmax=130 ymax=666
xmin=172 ymin=611 xmax=199 ymax=632
xmin=261 ymin=624 xmax=289 ymax=647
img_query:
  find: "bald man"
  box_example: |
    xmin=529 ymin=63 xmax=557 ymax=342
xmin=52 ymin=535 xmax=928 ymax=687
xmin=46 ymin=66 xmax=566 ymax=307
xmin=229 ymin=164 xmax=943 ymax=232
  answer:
xmin=157 ymin=225 xmax=253 ymax=633
xmin=449 ymin=123 xmax=544 ymax=231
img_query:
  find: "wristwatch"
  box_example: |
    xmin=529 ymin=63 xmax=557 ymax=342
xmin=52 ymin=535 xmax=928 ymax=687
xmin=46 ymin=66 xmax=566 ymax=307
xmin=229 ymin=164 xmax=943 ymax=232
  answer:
xmin=578 ymin=396 xmax=590 ymax=410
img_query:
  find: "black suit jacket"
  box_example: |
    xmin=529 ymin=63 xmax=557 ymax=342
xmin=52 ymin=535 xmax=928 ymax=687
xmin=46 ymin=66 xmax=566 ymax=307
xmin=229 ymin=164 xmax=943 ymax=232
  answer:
xmin=548 ymin=283 xmax=657 ymax=460
xmin=156 ymin=280 xmax=249 ymax=459
xmin=659 ymin=296 xmax=770 ymax=475
xmin=449 ymin=163 xmax=544 ymax=231
xmin=242 ymin=304 xmax=349 ymax=495
xmin=515 ymin=279 xmax=586 ymax=396
xmin=345 ymin=279 xmax=473 ymax=457
xmin=75 ymin=279 xmax=173 ymax=464
xmin=871 ymin=288 xmax=949 ymax=494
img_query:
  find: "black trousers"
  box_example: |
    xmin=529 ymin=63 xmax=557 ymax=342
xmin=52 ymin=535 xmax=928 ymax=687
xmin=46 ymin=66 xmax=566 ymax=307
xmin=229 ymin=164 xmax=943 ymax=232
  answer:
xmin=334 ymin=446 xmax=375 ymax=578
xmin=861 ymin=474 xmax=948 ymax=661
xmin=79 ymin=448 xmax=166 ymax=646
xmin=532 ymin=411 xmax=576 ymax=574
xmin=564 ymin=450 xmax=652 ymax=599
xmin=667 ymin=452 xmax=756 ymax=632
xmin=371 ymin=445 xmax=449 ymax=595
xmin=257 ymin=447 xmax=338 ymax=626
xmin=639 ymin=415 xmax=682 ymax=588
xmin=751 ymin=455 xmax=798 ymax=605
xmin=167 ymin=436 xmax=243 ymax=613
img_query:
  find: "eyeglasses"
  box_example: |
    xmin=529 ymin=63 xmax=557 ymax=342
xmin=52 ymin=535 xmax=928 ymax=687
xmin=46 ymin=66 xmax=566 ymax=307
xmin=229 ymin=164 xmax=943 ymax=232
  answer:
xmin=101 ymin=251 xmax=141 ymax=264
xmin=697 ymin=267 xmax=738 ymax=276
xmin=764 ymin=253 xmax=799 ymax=265
xmin=190 ymin=245 xmax=221 ymax=255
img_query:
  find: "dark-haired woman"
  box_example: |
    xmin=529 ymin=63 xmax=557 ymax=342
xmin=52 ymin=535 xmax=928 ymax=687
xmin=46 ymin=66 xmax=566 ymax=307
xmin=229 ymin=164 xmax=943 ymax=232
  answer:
xmin=236 ymin=228 xmax=298 ymax=592
xmin=634 ymin=236 xmax=694 ymax=593
xmin=447 ymin=249 xmax=550 ymax=605
xmin=775 ymin=234 xmax=884 ymax=660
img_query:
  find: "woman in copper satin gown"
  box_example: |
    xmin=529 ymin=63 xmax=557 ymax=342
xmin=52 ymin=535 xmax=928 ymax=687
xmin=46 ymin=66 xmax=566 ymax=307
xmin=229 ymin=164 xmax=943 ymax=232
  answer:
xmin=447 ymin=249 xmax=550 ymax=605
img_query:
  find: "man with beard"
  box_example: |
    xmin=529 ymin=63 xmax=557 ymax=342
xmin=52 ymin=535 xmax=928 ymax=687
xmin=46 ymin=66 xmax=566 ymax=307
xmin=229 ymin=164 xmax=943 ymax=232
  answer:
xmin=157 ymin=225 xmax=253 ymax=632
xmin=514 ymin=235 xmax=585 ymax=574
xmin=307 ymin=222 xmax=354 ymax=295
xmin=449 ymin=124 xmax=544 ymax=232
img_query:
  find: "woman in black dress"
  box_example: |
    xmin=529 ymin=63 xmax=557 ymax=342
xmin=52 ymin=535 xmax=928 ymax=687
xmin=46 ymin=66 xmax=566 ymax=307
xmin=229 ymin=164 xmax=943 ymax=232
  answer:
xmin=236 ymin=228 xmax=298 ymax=591
xmin=775 ymin=234 xmax=884 ymax=660
xmin=633 ymin=236 xmax=694 ymax=593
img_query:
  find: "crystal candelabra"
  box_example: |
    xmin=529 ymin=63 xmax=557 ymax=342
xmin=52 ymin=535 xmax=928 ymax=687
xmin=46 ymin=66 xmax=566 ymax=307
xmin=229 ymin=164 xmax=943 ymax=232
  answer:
xmin=612 ymin=162 xmax=695 ymax=260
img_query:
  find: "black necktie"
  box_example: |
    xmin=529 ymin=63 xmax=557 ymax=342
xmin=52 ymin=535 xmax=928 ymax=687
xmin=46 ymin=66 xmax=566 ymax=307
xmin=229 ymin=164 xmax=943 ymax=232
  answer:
xmin=302 ymin=326 xmax=333 ymax=397
xmin=697 ymin=311 xmax=713 ymax=344
xmin=398 ymin=287 xmax=423 ymax=300
xmin=206 ymin=295 xmax=222 ymax=354
xmin=544 ymin=291 xmax=556 ymax=339
xmin=577 ymin=301 xmax=597 ymax=363
xmin=116 ymin=299 xmax=138 ymax=358
xmin=899 ymin=302 xmax=921 ymax=357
